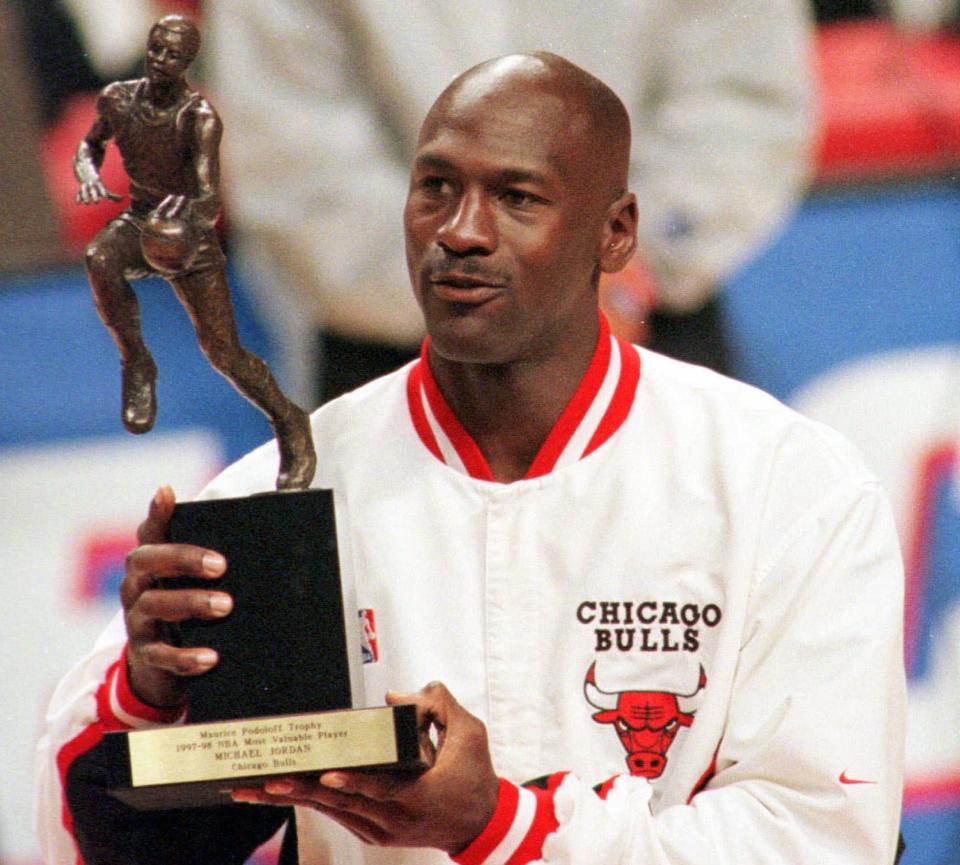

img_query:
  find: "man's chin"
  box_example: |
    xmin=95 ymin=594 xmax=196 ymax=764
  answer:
xmin=426 ymin=319 xmax=511 ymax=366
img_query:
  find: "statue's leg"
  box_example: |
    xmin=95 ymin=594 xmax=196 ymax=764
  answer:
xmin=170 ymin=267 xmax=316 ymax=490
xmin=84 ymin=220 xmax=158 ymax=433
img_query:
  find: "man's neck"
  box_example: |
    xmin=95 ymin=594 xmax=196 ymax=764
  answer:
xmin=427 ymin=327 xmax=600 ymax=483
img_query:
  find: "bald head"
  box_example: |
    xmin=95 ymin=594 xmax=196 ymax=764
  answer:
xmin=421 ymin=52 xmax=632 ymax=203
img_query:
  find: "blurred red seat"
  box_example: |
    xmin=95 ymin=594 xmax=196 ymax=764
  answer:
xmin=816 ymin=20 xmax=960 ymax=181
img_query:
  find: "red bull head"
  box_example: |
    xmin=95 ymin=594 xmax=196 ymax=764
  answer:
xmin=584 ymin=662 xmax=707 ymax=779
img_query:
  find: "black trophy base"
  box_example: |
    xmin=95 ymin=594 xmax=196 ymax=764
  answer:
xmin=164 ymin=488 xmax=352 ymax=722
xmin=105 ymin=704 xmax=425 ymax=810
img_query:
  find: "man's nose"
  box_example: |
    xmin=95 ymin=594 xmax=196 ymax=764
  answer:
xmin=437 ymin=188 xmax=496 ymax=256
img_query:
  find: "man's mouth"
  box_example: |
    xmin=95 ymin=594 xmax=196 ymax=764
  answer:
xmin=428 ymin=273 xmax=504 ymax=304
xmin=427 ymin=270 xmax=505 ymax=304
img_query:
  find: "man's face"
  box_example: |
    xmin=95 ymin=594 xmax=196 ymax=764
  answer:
xmin=404 ymin=80 xmax=609 ymax=366
xmin=145 ymin=27 xmax=193 ymax=84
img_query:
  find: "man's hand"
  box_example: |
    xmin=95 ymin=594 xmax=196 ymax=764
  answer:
xmin=232 ymin=683 xmax=500 ymax=855
xmin=74 ymin=140 xmax=122 ymax=204
xmin=75 ymin=175 xmax=123 ymax=205
xmin=121 ymin=485 xmax=233 ymax=708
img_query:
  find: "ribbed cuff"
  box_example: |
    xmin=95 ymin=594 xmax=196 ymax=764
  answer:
xmin=453 ymin=778 xmax=559 ymax=865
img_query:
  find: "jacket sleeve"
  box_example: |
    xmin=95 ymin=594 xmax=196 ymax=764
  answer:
xmin=34 ymin=612 xmax=290 ymax=865
xmin=630 ymin=0 xmax=815 ymax=313
xmin=453 ymin=479 xmax=906 ymax=865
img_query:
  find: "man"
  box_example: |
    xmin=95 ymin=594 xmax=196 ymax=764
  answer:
xmin=74 ymin=14 xmax=314 ymax=490
xmin=38 ymin=54 xmax=904 ymax=864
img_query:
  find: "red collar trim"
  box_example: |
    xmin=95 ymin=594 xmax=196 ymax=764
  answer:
xmin=417 ymin=341 xmax=496 ymax=482
xmin=407 ymin=314 xmax=640 ymax=481
xmin=523 ymin=316 xmax=612 ymax=479
xmin=583 ymin=332 xmax=641 ymax=460
xmin=406 ymin=364 xmax=444 ymax=464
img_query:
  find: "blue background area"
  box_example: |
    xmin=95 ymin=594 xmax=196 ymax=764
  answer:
xmin=0 ymin=262 xmax=277 ymax=463
xmin=901 ymin=808 xmax=960 ymax=865
xmin=725 ymin=183 xmax=960 ymax=402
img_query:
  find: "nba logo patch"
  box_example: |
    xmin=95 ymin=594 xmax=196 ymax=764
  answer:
xmin=359 ymin=608 xmax=379 ymax=663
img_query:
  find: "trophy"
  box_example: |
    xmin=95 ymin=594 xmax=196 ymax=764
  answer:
xmin=75 ymin=16 xmax=422 ymax=809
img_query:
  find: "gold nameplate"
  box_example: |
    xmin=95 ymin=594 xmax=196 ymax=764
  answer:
xmin=127 ymin=707 xmax=399 ymax=787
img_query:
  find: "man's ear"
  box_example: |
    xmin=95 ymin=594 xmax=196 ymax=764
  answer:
xmin=598 ymin=192 xmax=638 ymax=274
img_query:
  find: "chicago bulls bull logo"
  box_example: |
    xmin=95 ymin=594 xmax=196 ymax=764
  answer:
xmin=584 ymin=662 xmax=707 ymax=779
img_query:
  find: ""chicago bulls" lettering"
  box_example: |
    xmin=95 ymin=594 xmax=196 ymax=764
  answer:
xmin=576 ymin=600 xmax=722 ymax=654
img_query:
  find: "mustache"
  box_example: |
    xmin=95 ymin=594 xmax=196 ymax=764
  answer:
xmin=423 ymin=254 xmax=511 ymax=286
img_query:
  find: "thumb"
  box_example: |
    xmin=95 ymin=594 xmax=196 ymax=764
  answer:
xmin=387 ymin=682 xmax=462 ymax=765
xmin=137 ymin=485 xmax=176 ymax=544
xmin=387 ymin=681 xmax=460 ymax=725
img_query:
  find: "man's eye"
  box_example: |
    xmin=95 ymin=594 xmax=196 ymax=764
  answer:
xmin=420 ymin=177 xmax=451 ymax=195
xmin=500 ymin=189 xmax=538 ymax=208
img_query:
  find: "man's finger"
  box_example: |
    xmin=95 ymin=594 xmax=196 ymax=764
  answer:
xmin=134 ymin=586 xmax=233 ymax=623
xmin=240 ymin=779 xmax=401 ymax=836
xmin=138 ymin=486 xmax=176 ymax=545
xmin=125 ymin=544 xmax=226 ymax=581
xmin=387 ymin=682 xmax=452 ymax=726
xmin=120 ymin=543 xmax=227 ymax=608
xmin=317 ymin=770 xmax=406 ymax=802
xmin=258 ymin=776 xmax=397 ymax=813
xmin=137 ymin=640 xmax=219 ymax=676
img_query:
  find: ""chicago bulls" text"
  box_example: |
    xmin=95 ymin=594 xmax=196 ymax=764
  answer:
xmin=576 ymin=600 xmax=722 ymax=653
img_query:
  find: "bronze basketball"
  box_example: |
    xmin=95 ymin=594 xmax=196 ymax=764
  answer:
xmin=140 ymin=212 xmax=201 ymax=274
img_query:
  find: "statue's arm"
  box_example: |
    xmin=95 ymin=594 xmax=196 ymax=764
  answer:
xmin=152 ymin=101 xmax=222 ymax=229
xmin=74 ymin=86 xmax=123 ymax=204
xmin=188 ymin=101 xmax=223 ymax=229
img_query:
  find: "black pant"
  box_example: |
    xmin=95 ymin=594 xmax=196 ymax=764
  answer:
xmin=647 ymin=295 xmax=731 ymax=376
xmin=316 ymin=330 xmax=419 ymax=405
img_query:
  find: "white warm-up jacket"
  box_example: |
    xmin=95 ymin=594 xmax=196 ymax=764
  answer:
xmin=37 ymin=329 xmax=905 ymax=864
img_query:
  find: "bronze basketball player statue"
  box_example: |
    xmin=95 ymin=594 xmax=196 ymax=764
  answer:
xmin=74 ymin=14 xmax=315 ymax=490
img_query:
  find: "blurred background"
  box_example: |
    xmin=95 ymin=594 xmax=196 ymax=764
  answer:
xmin=2 ymin=1 xmax=959 ymax=862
